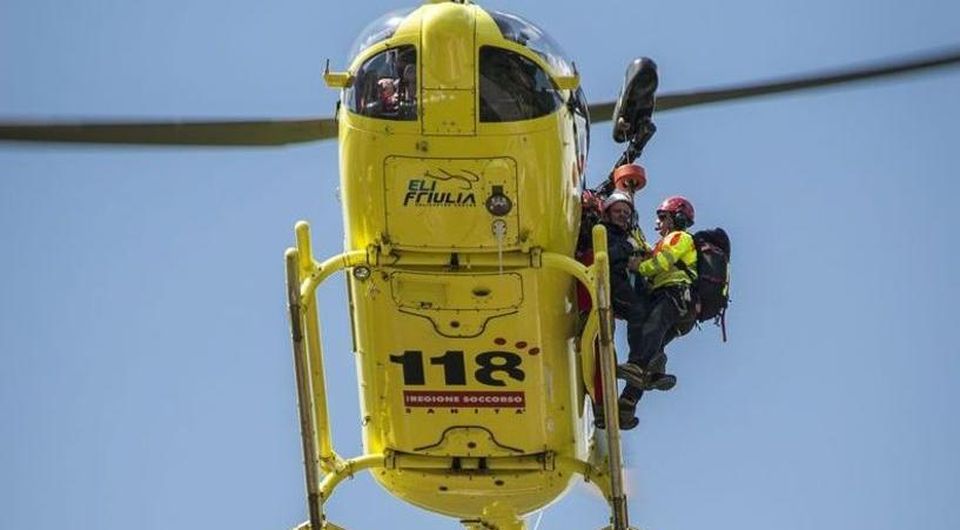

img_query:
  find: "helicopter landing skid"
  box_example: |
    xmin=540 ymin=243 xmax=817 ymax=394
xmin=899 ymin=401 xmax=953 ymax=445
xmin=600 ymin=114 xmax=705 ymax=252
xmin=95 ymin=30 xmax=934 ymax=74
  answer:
xmin=285 ymin=220 xmax=372 ymax=530
xmin=284 ymin=222 xmax=634 ymax=530
xmin=591 ymin=225 xmax=635 ymax=530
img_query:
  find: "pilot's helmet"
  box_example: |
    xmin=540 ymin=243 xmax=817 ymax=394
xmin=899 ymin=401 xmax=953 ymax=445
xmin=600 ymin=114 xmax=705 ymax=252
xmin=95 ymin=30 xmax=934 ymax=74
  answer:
xmin=378 ymin=77 xmax=397 ymax=95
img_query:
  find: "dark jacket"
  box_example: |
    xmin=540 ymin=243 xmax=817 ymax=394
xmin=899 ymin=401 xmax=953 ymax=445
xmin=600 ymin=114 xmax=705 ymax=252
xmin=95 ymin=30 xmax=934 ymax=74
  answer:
xmin=601 ymin=221 xmax=635 ymax=286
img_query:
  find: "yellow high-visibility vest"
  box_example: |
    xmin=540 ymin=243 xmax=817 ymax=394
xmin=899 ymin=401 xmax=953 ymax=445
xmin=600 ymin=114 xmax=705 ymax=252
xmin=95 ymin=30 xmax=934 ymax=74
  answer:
xmin=636 ymin=230 xmax=697 ymax=289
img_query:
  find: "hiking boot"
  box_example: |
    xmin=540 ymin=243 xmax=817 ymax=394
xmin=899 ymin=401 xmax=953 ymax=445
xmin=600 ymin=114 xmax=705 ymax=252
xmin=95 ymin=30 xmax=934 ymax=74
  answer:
xmin=593 ymin=406 xmax=606 ymax=430
xmin=619 ymin=415 xmax=639 ymax=430
xmin=648 ymin=351 xmax=668 ymax=373
xmin=645 ymin=373 xmax=677 ymax=392
xmin=618 ymin=362 xmax=677 ymax=391
xmin=618 ymin=397 xmax=639 ymax=430
xmin=616 ymin=362 xmax=647 ymax=388
xmin=595 ymin=407 xmax=638 ymax=430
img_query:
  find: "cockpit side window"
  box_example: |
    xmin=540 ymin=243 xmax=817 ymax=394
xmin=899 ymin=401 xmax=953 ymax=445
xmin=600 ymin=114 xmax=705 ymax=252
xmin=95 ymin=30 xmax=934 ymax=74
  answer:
xmin=479 ymin=46 xmax=563 ymax=123
xmin=345 ymin=45 xmax=417 ymax=121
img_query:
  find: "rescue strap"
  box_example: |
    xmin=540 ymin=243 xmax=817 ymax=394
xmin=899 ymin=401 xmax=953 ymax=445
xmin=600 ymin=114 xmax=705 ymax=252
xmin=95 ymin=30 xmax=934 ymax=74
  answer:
xmin=720 ymin=308 xmax=728 ymax=343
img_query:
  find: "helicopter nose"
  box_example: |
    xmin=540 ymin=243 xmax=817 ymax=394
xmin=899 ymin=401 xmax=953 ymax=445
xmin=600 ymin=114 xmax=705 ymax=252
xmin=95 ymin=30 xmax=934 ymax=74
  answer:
xmin=420 ymin=2 xmax=476 ymax=136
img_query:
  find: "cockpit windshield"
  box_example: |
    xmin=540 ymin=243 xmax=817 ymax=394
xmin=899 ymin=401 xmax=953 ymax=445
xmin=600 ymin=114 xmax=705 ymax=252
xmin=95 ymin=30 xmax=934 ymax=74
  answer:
xmin=489 ymin=11 xmax=575 ymax=76
xmin=347 ymin=7 xmax=415 ymax=61
xmin=479 ymin=47 xmax=563 ymax=122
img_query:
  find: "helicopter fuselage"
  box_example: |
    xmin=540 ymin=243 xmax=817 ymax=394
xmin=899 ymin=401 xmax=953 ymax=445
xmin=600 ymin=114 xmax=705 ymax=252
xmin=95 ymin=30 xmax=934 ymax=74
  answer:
xmin=331 ymin=1 xmax=594 ymax=521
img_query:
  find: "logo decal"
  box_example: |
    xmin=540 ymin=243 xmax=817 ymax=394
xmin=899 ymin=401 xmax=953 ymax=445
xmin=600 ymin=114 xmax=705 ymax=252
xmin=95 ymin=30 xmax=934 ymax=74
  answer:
xmin=403 ymin=169 xmax=480 ymax=207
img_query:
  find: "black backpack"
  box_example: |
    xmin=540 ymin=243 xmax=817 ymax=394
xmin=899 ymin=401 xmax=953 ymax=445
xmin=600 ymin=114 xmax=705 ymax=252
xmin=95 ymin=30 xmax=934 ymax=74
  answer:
xmin=679 ymin=228 xmax=731 ymax=340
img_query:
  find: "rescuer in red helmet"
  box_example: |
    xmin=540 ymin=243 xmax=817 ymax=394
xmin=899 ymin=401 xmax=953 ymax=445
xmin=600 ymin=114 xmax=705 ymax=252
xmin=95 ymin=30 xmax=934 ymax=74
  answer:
xmin=615 ymin=195 xmax=698 ymax=423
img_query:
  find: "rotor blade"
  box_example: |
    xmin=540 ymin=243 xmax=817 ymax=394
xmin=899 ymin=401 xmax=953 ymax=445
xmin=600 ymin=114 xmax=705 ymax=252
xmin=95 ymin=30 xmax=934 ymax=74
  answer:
xmin=0 ymin=117 xmax=338 ymax=146
xmin=588 ymin=46 xmax=960 ymax=121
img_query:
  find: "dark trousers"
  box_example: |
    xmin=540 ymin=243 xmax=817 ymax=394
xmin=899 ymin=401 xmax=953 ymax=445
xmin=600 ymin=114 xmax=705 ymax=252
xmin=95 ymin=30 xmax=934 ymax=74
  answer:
xmin=611 ymin=277 xmax=651 ymax=363
xmin=616 ymin=285 xmax=690 ymax=405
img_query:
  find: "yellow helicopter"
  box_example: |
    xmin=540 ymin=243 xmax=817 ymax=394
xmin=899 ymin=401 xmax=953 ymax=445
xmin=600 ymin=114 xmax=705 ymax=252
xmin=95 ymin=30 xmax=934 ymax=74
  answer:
xmin=3 ymin=2 xmax=960 ymax=529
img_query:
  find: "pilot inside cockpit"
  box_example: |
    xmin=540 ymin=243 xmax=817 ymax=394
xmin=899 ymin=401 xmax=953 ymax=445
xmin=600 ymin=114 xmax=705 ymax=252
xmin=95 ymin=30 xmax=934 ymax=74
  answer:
xmin=376 ymin=77 xmax=399 ymax=113
xmin=349 ymin=45 xmax=418 ymax=121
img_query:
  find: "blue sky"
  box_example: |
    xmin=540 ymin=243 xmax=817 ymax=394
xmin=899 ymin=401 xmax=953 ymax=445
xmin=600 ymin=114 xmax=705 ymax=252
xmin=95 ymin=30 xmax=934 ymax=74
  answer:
xmin=2 ymin=1 xmax=959 ymax=529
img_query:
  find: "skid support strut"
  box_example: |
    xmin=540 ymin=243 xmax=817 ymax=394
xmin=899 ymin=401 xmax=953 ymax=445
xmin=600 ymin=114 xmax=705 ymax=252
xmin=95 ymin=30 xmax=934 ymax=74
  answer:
xmin=285 ymin=247 xmax=326 ymax=530
xmin=285 ymin=221 xmax=367 ymax=530
xmin=592 ymin=225 xmax=633 ymax=530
